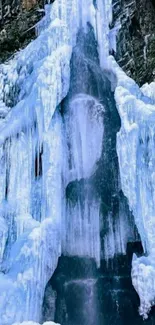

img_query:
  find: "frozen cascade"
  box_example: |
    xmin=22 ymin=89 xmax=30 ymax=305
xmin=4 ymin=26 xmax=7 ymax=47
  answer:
xmin=1 ymin=0 xmax=143 ymax=323
xmin=0 ymin=0 xmax=114 ymax=324
xmin=64 ymin=195 xmax=101 ymax=265
xmin=62 ymin=94 xmax=104 ymax=266
xmin=0 ymin=1 xmax=71 ymax=323
xmin=103 ymin=198 xmax=136 ymax=261
xmin=107 ymin=56 xmax=155 ymax=318
xmin=64 ymin=94 xmax=104 ymax=182
xmin=0 ymin=0 xmax=145 ymax=322
xmin=0 ymin=112 xmax=62 ymax=323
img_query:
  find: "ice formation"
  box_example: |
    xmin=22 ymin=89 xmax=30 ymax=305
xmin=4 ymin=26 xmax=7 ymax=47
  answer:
xmin=106 ymin=55 xmax=155 ymax=318
xmin=3 ymin=0 xmax=154 ymax=322
xmin=62 ymin=94 xmax=104 ymax=266
xmin=64 ymin=94 xmax=104 ymax=183
xmin=103 ymin=198 xmax=136 ymax=261
xmin=0 ymin=1 xmax=72 ymax=324
xmin=0 ymin=0 xmax=113 ymax=324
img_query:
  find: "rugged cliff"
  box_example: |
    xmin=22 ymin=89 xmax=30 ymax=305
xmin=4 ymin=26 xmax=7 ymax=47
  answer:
xmin=0 ymin=0 xmax=46 ymax=63
xmin=113 ymin=0 xmax=155 ymax=85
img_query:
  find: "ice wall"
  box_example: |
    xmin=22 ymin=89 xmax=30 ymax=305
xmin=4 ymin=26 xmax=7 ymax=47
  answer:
xmin=107 ymin=56 xmax=155 ymax=318
xmin=0 ymin=1 xmax=72 ymax=324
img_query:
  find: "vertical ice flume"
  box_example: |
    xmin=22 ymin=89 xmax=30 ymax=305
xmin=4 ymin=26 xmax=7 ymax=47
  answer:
xmin=62 ymin=94 xmax=105 ymax=266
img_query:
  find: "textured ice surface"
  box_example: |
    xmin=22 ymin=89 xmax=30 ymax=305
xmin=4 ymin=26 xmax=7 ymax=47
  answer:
xmin=0 ymin=0 xmax=114 ymax=323
xmin=107 ymin=56 xmax=155 ymax=318
xmin=65 ymin=94 xmax=104 ymax=182
xmin=0 ymin=2 xmax=71 ymax=324
xmin=62 ymin=94 xmax=104 ymax=266
xmin=63 ymin=194 xmax=101 ymax=265
xmin=103 ymin=199 xmax=136 ymax=261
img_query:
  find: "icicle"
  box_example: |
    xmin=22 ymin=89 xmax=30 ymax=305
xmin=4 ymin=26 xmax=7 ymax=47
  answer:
xmin=63 ymin=194 xmax=101 ymax=267
xmin=96 ymin=0 xmax=113 ymax=67
xmin=103 ymin=200 xmax=137 ymax=261
xmin=42 ymin=112 xmax=63 ymax=223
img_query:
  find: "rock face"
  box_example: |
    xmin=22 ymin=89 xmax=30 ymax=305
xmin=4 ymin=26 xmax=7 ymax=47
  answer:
xmin=22 ymin=0 xmax=38 ymax=9
xmin=44 ymin=251 xmax=155 ymax=325
xmin=113 ymin=0 xmax=155 ymax=85
xmin=0 ymin=0 xmax=44 ymax=63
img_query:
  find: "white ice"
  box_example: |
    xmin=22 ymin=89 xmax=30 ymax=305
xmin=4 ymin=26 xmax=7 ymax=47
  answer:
xmin=64 ymin=94 xmax=104 ymax=182
xmin=103 ymin=199 xmax=136 ymax=261
xmin=0 ymin=1 xmax=71 ymax=323
xmin=106 ymin=56 xmax=155 ymax=318
xmin=0 ymin=0 xmax=115 ymax=323
xmin=62 ymin=94 xmax=104 ymax=266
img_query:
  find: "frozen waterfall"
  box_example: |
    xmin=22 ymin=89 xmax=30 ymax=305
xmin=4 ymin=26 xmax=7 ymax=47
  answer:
xmin=0 ymin=0 xmax=113 ymax=324
xmin=108 ymin=56 xmax=155 ymax=318
xmin=62 ymin=94 xmax=104 ymax=266
xmin=2 ymin=0 xmax=155 ymax=323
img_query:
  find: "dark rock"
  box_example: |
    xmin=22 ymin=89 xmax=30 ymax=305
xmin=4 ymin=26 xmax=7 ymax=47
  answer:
xmin=0 ymin=3 xmax=42 ymax=62
xmin=0 ymin=1 xmax=55 ymax=63
xmin=42 ymin=286 xmax=56 ymax=323
xmin=42 ymin=239 xmax=154 ymax=325
xmin=113 ymin=0 xmax=155 ymax=85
